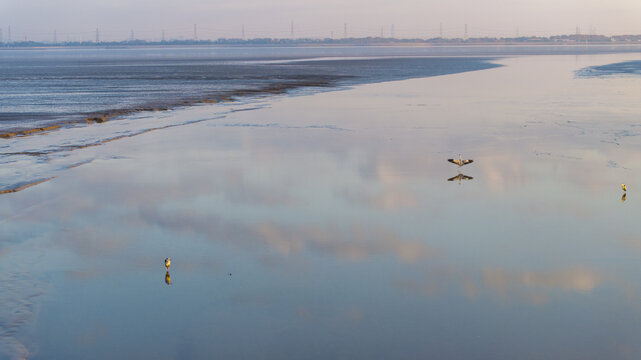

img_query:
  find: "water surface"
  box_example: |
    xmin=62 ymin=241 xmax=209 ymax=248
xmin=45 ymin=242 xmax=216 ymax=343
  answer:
xmin=0 ymin=53 xmax=640 ymax=359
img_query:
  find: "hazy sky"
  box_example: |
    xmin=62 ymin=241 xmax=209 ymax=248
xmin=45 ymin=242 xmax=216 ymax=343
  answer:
xmin=1 ymin=0 xmax=639 ymax=41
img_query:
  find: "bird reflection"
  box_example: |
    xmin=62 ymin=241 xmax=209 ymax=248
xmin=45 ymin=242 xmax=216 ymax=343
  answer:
xmin=621 ymin=193 xmax=626 ymax=202
xmin=448 ymin=173 xmax=474 ymax=184
xmin=165 ymin=271 xmax=171 ymax=285
xmin=448 ymin=154 xmax=474 ymax=167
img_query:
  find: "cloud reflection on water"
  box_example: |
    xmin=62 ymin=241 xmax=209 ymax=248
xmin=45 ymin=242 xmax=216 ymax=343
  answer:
xmin=137 ymin=205 xmax=432 ymax=264
xmin=482 ymin=267 xmax=603 ymax=304
xmin=0 ymin=54 xmax=640 ymax=359
xmin=395 ymin=266 xmax=605 ymax=305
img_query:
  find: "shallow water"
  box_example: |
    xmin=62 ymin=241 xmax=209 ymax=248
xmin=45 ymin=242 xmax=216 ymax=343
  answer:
xmin=0 ymin=46 xmax=509 ymax=133
xmin=0 ymin=53 xmax=640 ymax=359
xmin=576 ymin=60 xmax=641 ymax=77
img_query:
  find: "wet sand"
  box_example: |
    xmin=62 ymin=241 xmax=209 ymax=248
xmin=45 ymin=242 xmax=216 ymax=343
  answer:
xmin=0 ymin=53 xmax=640 ymax=359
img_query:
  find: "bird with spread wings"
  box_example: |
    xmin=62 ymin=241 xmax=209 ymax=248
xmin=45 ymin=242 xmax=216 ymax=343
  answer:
xmin=448 ymin=154 xmax=473 ymax=167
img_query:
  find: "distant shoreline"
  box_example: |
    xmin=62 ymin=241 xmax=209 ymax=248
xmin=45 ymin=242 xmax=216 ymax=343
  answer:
xmin=1 ymin=34 xmax=640 ymax=49
xmin=2 ymin=43 xmax=639 ymax=59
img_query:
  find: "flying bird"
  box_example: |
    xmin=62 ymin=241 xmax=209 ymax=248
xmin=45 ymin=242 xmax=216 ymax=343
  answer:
xmin=165 ymin=257 xmax=171 ymax=270
xmin=622 ymin=184 xmax=627 ymax=192
xmin=165 ymin=271 xmax=171 ymax=285
xmin=448 ymin=173 xmax=474 ymax=184
xmin=448 ymin=154 xmax=474 ymax=167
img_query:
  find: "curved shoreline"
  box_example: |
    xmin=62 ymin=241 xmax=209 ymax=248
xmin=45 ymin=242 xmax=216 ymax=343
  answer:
xmin=0 ymin=178 xmax=55 ymax=194
xmin=0 ymin=57 xmax=504 ymax=196
xmin=0 ymin=77 xmax=340 ymax=139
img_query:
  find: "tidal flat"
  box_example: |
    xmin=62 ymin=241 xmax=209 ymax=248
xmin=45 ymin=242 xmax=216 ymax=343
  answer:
xmin=1 ymin=53 xmax=640 ymax=359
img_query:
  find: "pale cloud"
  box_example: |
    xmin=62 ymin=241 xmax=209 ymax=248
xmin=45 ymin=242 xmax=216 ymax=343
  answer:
xmin=395 ymin=266 xmax=608 ymax=305
xmin=136 ymin=204 xmax=433 ymax=263
xmin=252 ymin=222 xmax=431 ymax=263
xmin=482 ymin=267 xmax=602 ymax=294
xmin=339 ymin=186 xmax=419 ymax=211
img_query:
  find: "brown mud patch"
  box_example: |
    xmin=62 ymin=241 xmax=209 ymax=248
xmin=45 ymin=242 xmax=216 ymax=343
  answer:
xmin=0 ymin=178 xmax=55 ymax=194
xmin=0 ymin=78 xmax=338 ymax=139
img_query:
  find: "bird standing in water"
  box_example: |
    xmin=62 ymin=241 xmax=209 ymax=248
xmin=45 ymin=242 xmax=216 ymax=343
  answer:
xmin=165 ymin=257 xmax=171 ymax=270
xmin=448 ymin=154 xmax=474 ymax=167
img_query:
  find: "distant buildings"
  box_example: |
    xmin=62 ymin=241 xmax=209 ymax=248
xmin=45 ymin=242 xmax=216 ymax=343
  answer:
xmin=1 ymin=33 xmax=639 ymax=47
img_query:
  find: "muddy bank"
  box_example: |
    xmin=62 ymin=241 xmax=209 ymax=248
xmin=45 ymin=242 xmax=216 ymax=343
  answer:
xmin=0 ymin=77 xmax=341 ymax=138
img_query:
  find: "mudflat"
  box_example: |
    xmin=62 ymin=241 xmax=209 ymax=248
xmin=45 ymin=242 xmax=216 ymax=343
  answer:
xmin=1 ymin=53 xmax=640 ymax=359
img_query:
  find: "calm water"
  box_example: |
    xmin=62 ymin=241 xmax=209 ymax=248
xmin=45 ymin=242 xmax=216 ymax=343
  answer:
xmin=2 ymin=44 xmax=640 ymax=132
xmin=0 ymin=51 xmax=502 ymax=194
xmin=0 ymin=46 xmax=510 ymax=133
xmin=1 ymin=53 xmax=640 ymax=359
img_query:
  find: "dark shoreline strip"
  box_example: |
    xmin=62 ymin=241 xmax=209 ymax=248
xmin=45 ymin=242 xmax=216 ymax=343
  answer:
xmin=0 ymin=78 xmax=338 ymax=139
xmin=0 ymin=125 xmax=62 ymax=139
xmin=0 ymin=178 xmax=55 ymax=194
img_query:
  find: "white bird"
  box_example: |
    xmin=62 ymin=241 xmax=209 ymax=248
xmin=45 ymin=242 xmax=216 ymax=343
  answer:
xmin=448 ymin=154 xmax=474 ymax=167
xmin=165 ymin=257 xmax=171 ymax=270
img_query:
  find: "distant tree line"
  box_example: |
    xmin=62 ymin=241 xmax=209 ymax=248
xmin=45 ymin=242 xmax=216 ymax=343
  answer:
xmin=1 ymin=34 xmax=640 ymax=47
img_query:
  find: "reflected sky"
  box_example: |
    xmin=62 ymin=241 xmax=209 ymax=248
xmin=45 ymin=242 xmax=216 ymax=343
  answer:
xmin=1 ymin=53 xmax=640 ymax=359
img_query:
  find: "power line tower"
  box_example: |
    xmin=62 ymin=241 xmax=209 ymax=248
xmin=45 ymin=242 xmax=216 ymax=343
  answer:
xmin=439 ymin=22 xmax=443 ymax=38
xmin=391 ymin=24 xmax=395 ymax=38
xmin=0 ymin=29 xmax=3 ymax=44
xmin=8 ymin=25 xmax=11 ymax=43
xmin=162 ymin=29 xmax=165 ymax=42
xmin=193 ymin=24 xmax=198 ymax=40
xmin=344 ymin=23 xmax=347 ymax=38
xmin=464 ymin=24 xmax=468 ymax=40
xmin=242 ymin=24 xmax=245 ymax=39
xmin=290 ymin=20 xmax=294 ymax=39
xmin=95 ymin=28 xmax=99 ymax=43
xmin=54 ymin=29 xmax=57 ymax=43
xmin=380 ymin=26 xmax=384 ymax=38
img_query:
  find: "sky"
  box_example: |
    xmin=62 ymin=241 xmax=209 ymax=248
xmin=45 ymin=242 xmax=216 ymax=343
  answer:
xmin=0 ymin=0 xmax=639 ymax=42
